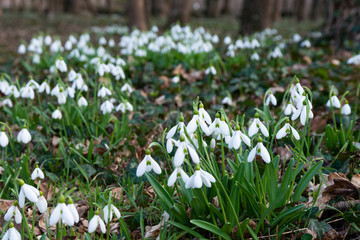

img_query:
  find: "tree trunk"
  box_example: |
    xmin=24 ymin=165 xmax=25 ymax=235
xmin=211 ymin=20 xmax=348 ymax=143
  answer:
xmin=167 ymin=0 xmax=192 ymax=26
xmin=240 ymin=0 xmax=273 ymax=35
xmin=310 ymin=0 xmax=323 ymax=20
xmin=207 ymin=0 xmax=222 ymax=18
xmin=128 ymin=0 xmax=148 ymax=31
xmin=296 ymin=0 xmax=313 ymax=21
xmin=272 ymin=0 xmax=282 ymax=22
xmin=222 ymin=0 xmax=232 ymax=14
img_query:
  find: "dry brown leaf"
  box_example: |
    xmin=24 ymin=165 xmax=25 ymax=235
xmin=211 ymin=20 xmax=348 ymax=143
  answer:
xmin=155 ymin=95 xmax=165 ymax=105
xmin=351 ymin=174 xmax=360 ymax=188
xmin=111 ymin=187 xmax=123 ymax=200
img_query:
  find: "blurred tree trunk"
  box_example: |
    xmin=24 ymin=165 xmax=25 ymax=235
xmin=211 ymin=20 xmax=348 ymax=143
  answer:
xmin=128 ymin=0 xmax=148 ymax=31
xmin=106 ymin=0 xmax=111 ymax=13
xmin=282 ymin=0 xmax=295 ymax=16
xmin=207 ymin=0 xmax=222 ymax=18
xmin=0 ymin=0 xmax=2 ymax=16
xmin=310 ymin=0 xmax=323 ymax=20
xmin=222 ymin=0 xmax=232 ymax=14
xmin=151 ymin=0 xmax=171 ymax=17
xmin=240 ymin=0 xmax=273 ymax=35
xmin=296 ymin=0 xmax=313 ymax=21
xmin=272 ymin=0 xmax=282 ymax=22
xmin=167 ymin=0 xmax=192 ymax=26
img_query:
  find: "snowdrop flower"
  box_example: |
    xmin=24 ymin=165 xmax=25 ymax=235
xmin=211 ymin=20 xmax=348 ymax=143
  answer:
xmin=276 ymin=119 xmax=300 ymax=140
xmin=210 ymin=138 xmax=216 ymax=151
xmin=341 ymin=100 xmax=351 ymax=115
xmin=121 ymin=83 xmax=133 ymax=94
xmin=174 ymin=135 xmax=200 ymax=167
xmin=33 ymin=54 xmax=40 ymax=64
xmin=4 ymin=201 xmax=21 ymax=224
xmin=221 ymin=96 xmax=232 ymax=106
xmin=36 ymin=191 xmax=48 ymax=214
xmin=209 ymin=113 xmax=230 ymax=138
xmin=52 ymin=109 xmax=62 ymax=120
xmin=26 ymin=79 xmax=40 ymax=89
xmin=2 ymin=222 xmax=21 ymax=240
xmin=5 ymin=85 xmax=20 ymax=98
xmin=248 ymin=113 xmax=269 ymax=137
xmin=205 ymin=66 xmax=216 ymax=75
xmin=229 ymin=124 xmax=251 ymax=149
xmin=224 ymin=36 xmax=232 ymax=45
xmin=20 ymin=85 xmax=35 ymax=99
xmin=265 ymin=91 xmax=277 ymax=106
xmin=64 ymin=40 xmax=72 ymax=50
xmin=78 ymin=96 xmax=88 ymax=107
xmin=108 ymin=39 xmax=115 ymax=47
xmin=251 ymin=52 xmax=260 ymax=61
xmin=2 ymin=99 xmax=13 ymax=108
xmin=187 ymin=109 xmax=210 ymax=135
xmin=97 ymin=86 xmax=112 ymax=98
xmin=49 ymin=194 xmax=75 ymax=226
xmin=39 ymin=81 xmax=50 ymax=94
xmin=88 ymin=209 xmax=106 ymax=233
xmin=68 ymin=70 xmax=77 ymax=82
xmin=198 ymin=102 xmax=212 ymax=125
xmin=166 ymin=115 xmax=186 ymax=140
xmin=18 ymin=44 xmax=26 ymax=54
xmin=300 ymin=40 xmax=311 ymax=48
xmin=17 ymin=179 xmax=39 ymax=207
xmin=185 ymin=165 xmax=216 ymax=189
xmin=68 ymin=198 xmax=79 ymax=223
xmin=17 ymin=126 xmax=31 ymax=144
xmin=167 ymin=167 xmax=190 ymax=187
xmin=103 ymin=204 xmax=121 ymax=224
xmin=247 ymin=137 xmax=271 ymax=163
xmin=136 ymin=149 xmax=161 ymax=177
xmin=326 ymin=92 xmax=341 ymax=108
xmin=31 ymin=165 xmax=45 ymax=180
xmin=116 ymin=101 xmax=133 ymax=113
xmin=291 ymin=100 xmax=314 ymax=125
xmin=0 ymin=130 xmax=9 ymax=147
xmin=65 ymin=87 xmax=75 ymax=98
xmin=172 ymin=76 xmax=180 ymax=83
xmin=284 ymin=101 xmax=296 ymax=116
xmin=100 ymin=100 xmax=114 ymax=115
xmin=44 ymin=35 xmax=52 ymax=45
xmin=99 ymin=36 xmax=107 ymax=45
xmin=57 ymin=89 xmax=67 ymax=105
xmin=55 ymin=58 xmax=67 ymax=72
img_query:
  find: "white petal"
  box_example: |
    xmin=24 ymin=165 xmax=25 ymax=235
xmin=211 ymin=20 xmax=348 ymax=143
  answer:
xmin=99 ymin=217 xmax=106 ymax=233
xmin=259 ymin=122 xmax=269 ymax=137
xmin=199 ymin=119 xmax=210 ymax=135
xmin=291 ymin=108 xmax=301 ymax=121
xmin=247 ymin=147 xmax=257 ymax=162
xmin=167 ymin=169 xmax=178 ymax=187
xmin=219 ymin=121 xmax=230 ymax=136
xmin=4 ymin=206 xmax=14 ymax=221
xmin=36 ymin=196 xmax=48 ymax=214
xmin=187 ymin=118 xmax=197 ymax=133
xmin=187 ymin=145 xmax=199 ymax=164
xmin=88 ymin=215 xmax=99 ymax=233
xmin=193 ymin=171 xmax=202 ymax=188
xmin=15 ymin=207 xmax=22 ymax=224
xmin=248 ymin=121 xmax=258 ymax=137
xmin=150 ymin=158 xmax=161 ymax=174
xmin=112 ymin=205 xmax=121 ymax=218
xmin=231 ymin=133 xmax=241 ymax=150
xmin=276 ymin=126 xmax=287 ymax=139
xmin=166 ymin=125 xmax=177 ymax=139
xmin=179 ymin=168 xmax=190 ymax=183
xmin=332 ymin=96 xmax=341 ymax=108
xmin=259 ymin=143 xmax=271 ymax=163
xmin=270 ymin=95 xmax=277 ymax=106
xmin=201 ymin=174 xmax=211 ymax=187
xmin=200 ymin=169 xmax=216 ymax=183
xmin=23 ymin=185 xmax=39 ymax=203
xmin=174 ymin=145 xmax=185 ymax=167
xmin=136 ymin=159 xmax=147 ymax=177
xmin=300 ymin=108 xmax=307 ymax=126
xmin=240 ymin=132 xmax=251 ymax=147
xmin=49 ymin=205 xmax=61 ymax=226
xmin=290 ymin=126 xmax=300 ymax=140
xmin=61 ymin=204 xmax=74 ymax=226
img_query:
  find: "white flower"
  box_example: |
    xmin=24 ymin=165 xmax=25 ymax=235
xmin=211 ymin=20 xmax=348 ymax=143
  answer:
xmin=99 ymin=36 xmax=107 ymax=45
xmin=187 ymin=110 xmax=210 ymax=135
xmin=136 ymin=149 xmax=161 ymax=177
xmin=198 ymin=103 xmax=212 ymax=125
xmin=55 ymin=58 xmax=67 ymax=72
xmin=224 ymin=36 xmax=232 ymax=45
xmin=57 ymin=91 xmax=67 ymax=105
xmin=276 ymin=120 xmax=300 ymax=140
xmin=103 ymin=204 xmax=121 ymax=224
xmin=4 ymin=201 xmax=22 ymax=224
xmin=52 ymin=109 xmax=62 ymax=120
xmin=100 ymin=100 xmax=114 ymax=115
xmin=49 ymin=195 xmax=75 ymax=226
xmin=121 ymin=83 xmax=133 ymax=94
xmin=88 ymin=210 xmax=106 ymax=233
xmin=68 ymin=70 xmax=77 ymax=82
xmin=68 ymin=198 xmax=79 ymax=223
xmin=97 ymin=86 xmax=112 ymax=98
xmin=2 ymin=99 xmax=13 ymax=108
xmin=174 ymin=135 xmax=200 ymax=167
xmin=221 ymin=96 xmax=232 ymax=105
xmin=17 ymin=179 xmax=39 ymax=208
xmin=185 ymin=168 xmax=216 ymax=189
xmin=20 ymin=86 xmax=35 ymax=99
xmin=284 ymin=101 xmax=296 ymax=116
xmin=116 ymin=101 xmax=133 ymax=113
xmin=18 ymin=44 xmax=26 ymax=54
xmin=17 ymin=127 xmax=31 ymax=144
xmin=205 ymin=66 xmax=216 ymax=75
xmin=247 ymin=139 xmax=271 ymax=163
xmin=341 ymin=101 xmax=351 ymax=115
xmin=0 ymin=131 xmax=9 ymax=147
xmin=108 ymin=39 xmax=115 ymax=47
xmin=166 ymin=117 xmax=186 ymax=140
xmin=172 ymin=76 xmax=180 ymax=83
xmin=2 ymin=222 xmax=21 ymax=240
xmin=39 ymin=82 xmax=50 ymax=94
xmin=248 ymin=113 xmax=269 ymax=137
xmin=78 ymin=97 xmax=88 ymax=107
xmin=168 ymin=167 xmax=190 ymax=187
xmin=265 ymin=91 xmax=277 ymax=106
xmin=229 ymin=125 xmax=251 ymax=149
xmin=251 ymin=52 xmax=260 ymax=61
xmin=26 ymin=79 xmax=40 ymax=89
xmin=300 ymin=40 xmax=311 ymax=48
xmin=291 ymin=100 xmax=314 ymax=126
xmin=65 ymin=87 xmax=75 ymax=98
xmin=326 ymin=94 xmax=341 ymax=108
xmin=208 ymin=114 xmax=230 ymax=138
xmin=31 ymin=166 xmax=45 ymax=180
xmin=5 ymin=85 xmax=20 ymax=98
xmin=36 ymin=192 xmax=48 ymax=214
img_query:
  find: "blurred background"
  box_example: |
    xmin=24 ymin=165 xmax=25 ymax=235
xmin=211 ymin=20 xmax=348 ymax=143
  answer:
xmin=0 ymin=0 xmax=359 ymax=54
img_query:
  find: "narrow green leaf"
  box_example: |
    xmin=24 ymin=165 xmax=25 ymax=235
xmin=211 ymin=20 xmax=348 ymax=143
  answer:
xmin=191 ymin=219 xmax=231 ymax=240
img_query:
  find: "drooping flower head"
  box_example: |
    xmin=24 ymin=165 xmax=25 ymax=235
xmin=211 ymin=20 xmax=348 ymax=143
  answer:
xmin=17 ymin=179 xmax=39 ymax=208
xmin=248 ymin=113 xmax=269 ymax=137
xmin=2 ymin=222 xmax=21 ymax=240
xmin=247 ymin=137 xmax=271 ymax=163
xmin=4 ymin=200 xmax=22 ymax=224
xmin=49 ymin=194 xmax=75 ymax=226
xmin=136 ymin=149 xmax=161 ymax=177
xmin=88 ymin=209 xmax=106 ymax=233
